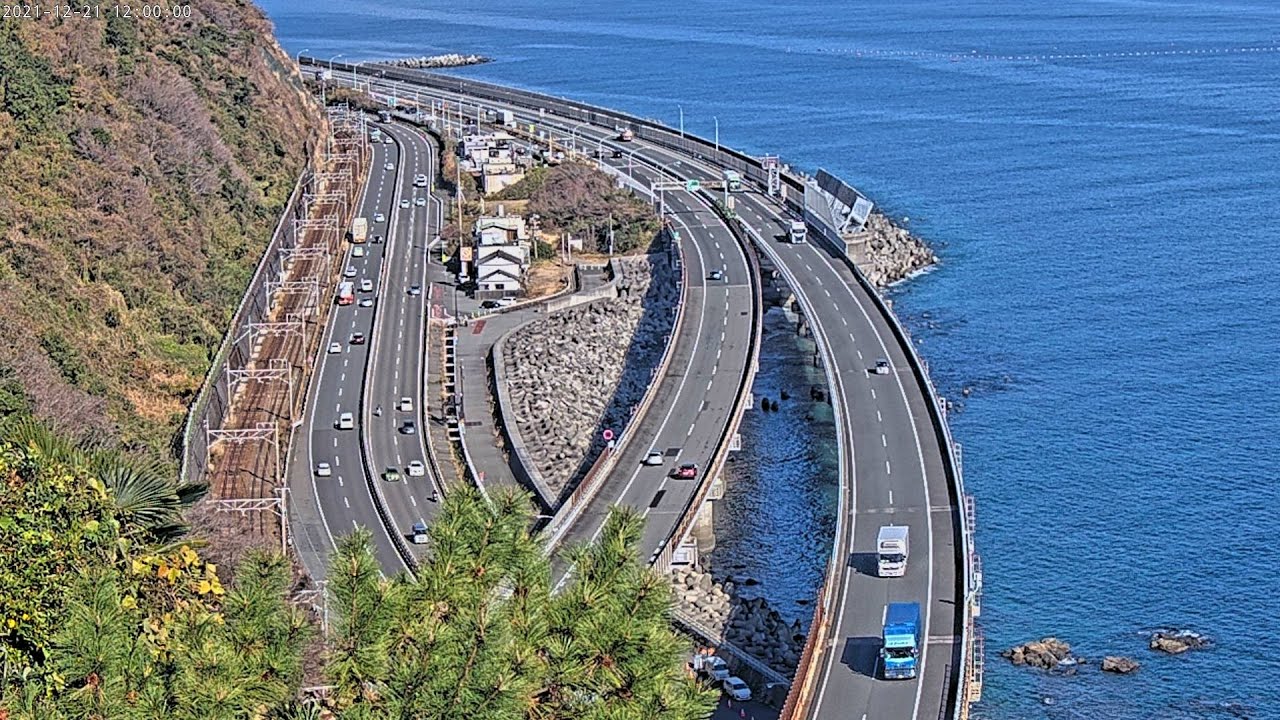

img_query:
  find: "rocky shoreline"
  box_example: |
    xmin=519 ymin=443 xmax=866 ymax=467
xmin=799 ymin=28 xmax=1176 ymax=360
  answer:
xmin=669 ymin=566 xmax=806 ymax=675
xmin=853 ymin=211 xmax=937 ymax=287
xmin=386 ymin=53 xmax=491 ymax=69
xmin=1003 ymin=628 xmax=1213 ymax=677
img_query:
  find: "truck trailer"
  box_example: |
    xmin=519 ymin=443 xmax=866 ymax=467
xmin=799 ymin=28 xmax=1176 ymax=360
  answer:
xmin=880 ymin=602 xmax=922 ymax=680
xmin=877 ymin=525 xmax=910 ymax=578
xmin=788 ymin=220 xmax=807 ymax=243
xmin=350 ymin=217 xmax=368 ymax=244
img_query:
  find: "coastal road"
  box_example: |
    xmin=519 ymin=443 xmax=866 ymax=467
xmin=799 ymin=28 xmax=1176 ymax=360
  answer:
xmin=310 ymin=62 xmax=962 ymax=719
xmin=288 ymin=126 xmax=410 ymax=577
xmin=360 ymin=122 xmax=446 ymax=558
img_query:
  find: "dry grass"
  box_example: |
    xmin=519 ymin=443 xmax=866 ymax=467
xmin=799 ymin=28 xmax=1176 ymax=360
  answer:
xmin=526 ymin=258 xmax=572 ymax=299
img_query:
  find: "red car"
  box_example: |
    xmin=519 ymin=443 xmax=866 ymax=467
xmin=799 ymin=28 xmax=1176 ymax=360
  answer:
xmin=671 ymin=463 xmax=698 ymax=480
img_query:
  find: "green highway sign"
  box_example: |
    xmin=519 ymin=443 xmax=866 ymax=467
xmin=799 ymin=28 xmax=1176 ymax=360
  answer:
xmin=685 ymin=179 xmax=701 ymax=192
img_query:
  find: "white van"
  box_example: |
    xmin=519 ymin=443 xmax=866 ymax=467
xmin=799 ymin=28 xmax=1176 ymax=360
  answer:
xmin=336 ymin=412 xmax=354 ymax=430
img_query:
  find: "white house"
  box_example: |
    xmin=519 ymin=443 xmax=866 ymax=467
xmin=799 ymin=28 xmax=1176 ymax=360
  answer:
xmin=475 ymin=245 xmax=530 ymax=299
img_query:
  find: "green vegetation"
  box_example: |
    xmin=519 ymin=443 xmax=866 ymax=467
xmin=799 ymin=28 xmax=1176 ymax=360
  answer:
xmin=0 ymin=6 xmax=319 ymax=457
xmin=1 ymin=424 xmax=716 ymax=719
xmin=499 ymin=163 xmax=659 ymax=254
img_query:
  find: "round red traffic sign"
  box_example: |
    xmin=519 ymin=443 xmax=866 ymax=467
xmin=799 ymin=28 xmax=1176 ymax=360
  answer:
xmin=602 ymin=429 xmax=615 ymax=441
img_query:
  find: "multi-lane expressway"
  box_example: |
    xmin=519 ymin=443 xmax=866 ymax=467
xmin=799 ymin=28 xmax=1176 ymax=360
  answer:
xmin=289 ymin=121 xmax=444 ymax=577
xmin=294 ymin=60 xmax=967 ymax=720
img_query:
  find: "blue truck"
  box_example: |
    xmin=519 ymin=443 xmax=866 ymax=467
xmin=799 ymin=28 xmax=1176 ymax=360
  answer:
xmin=880 ymin=602 xmax=922 ymax=680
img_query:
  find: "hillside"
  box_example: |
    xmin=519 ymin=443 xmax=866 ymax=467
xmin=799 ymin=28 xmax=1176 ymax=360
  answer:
xmin=0 ymin=6 xmax=322 ymax=456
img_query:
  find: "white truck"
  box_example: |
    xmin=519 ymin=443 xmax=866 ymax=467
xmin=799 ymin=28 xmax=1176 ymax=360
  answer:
xmin=788 ymin=220 xmax=807 ymax=244
xmin=877 ymin=525 xmax=910 ymax=578
xmin=500 ymin=109 xmax=515 ymax=127
xmin=350 ymin=217 xmax=368 ymax=244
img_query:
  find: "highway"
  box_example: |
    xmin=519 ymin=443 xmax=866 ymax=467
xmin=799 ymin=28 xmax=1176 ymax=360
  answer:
xmin=329 ymin=67 xmax=964 ymax=720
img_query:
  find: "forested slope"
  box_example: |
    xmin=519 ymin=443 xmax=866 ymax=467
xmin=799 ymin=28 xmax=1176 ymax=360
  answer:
xmin=0 ymin=3 xmax=321 ymax=456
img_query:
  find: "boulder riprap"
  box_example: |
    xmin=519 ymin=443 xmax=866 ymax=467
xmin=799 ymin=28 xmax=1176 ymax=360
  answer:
xmin=1101 ymin=656 xmax=1140 ymax=674
xmin=668 ymin=566 xmax=805 ymax=675
xmin=1002 ymin=638 xmax=1076 ymax=670
xmin=501 ymin=255 xmax=677 ymax=497
xmin=1149 ymin=629 xmax=1212 ymax=654
xmin=850 ymin=211 xmax=937 ymax=287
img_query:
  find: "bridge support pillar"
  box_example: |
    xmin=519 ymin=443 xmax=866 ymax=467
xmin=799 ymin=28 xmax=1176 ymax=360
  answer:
xmin=691 ymin=498 xmax=716 ymax=555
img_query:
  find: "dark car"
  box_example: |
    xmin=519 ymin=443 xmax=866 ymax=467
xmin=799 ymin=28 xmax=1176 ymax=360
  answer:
xmin=407 ymin=284 xmax=422 ymax=296
xmin=349 ymin=333 xmax=366 ymax=345
xmin=611 ymin=148 xmax=624 ymax=159
xmin=671 ymin=463 xmax=698 ymax=480
xmin=400 ymin=420 xmax=416 ymax=435
xmin=480 ymin=300 xmax=500 ymax=310
xmin=371 ymin=234 xmax=384 ymax=244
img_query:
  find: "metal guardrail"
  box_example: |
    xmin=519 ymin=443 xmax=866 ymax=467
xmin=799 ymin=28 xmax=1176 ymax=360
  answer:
xmin=306 ymin=60 xmax=973 ymax=716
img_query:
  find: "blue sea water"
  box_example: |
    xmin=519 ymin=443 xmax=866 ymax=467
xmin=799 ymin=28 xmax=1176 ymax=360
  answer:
xmin=259 ymin=1 xmax=1280 ymax=717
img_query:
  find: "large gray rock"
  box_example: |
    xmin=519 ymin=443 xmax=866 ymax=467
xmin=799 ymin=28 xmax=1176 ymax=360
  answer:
xmin=1002 ymin=638 xmax=1076 ymax=670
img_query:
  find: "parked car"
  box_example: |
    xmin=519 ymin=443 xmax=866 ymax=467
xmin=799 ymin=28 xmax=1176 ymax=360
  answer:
xmin=328 ymin=342 xmax=342 ymax=354
xmin=314 ymin=462 xmax=332 ymax=477
xmin=400 ymin=421 xmax=416 ymax=435
xmin=671 ymin=463 xmax=698 ymax=480
xmin=480 ymin=300 xmax=499 ymax=310
xmin=708 ymin=269 xmax=724 ymax=281
xmin=697 ymin=655 xmax=730 ymax=682
xmin=721 ymin=677 xmax=751 ymax=702
xmin=873 ymin=359 xmax=890 ymax=375
xmin=398 ymin=397 xmax=413 ymax=412
xmin=350 ymin=333 xmax=366 ymax=345
xmin=359 ymin=279 xmax=373 ymax=292
xmin=343 ymin=266 xmax=357 ymax=278
xmin=407 ymin=461 xmax=426 ymax=477
xmin=382 ymin=467 xmax=402 ymax=483
xmin=644 ymin=450 xmax=664 ymax=466
xmin=496 ymin=297 xmax=516 ymax=307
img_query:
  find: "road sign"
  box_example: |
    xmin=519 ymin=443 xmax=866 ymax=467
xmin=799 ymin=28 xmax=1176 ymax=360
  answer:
xmin=602 ymin=428 xmax=615 ymax=442
xmin=685 ymin=179 xmax=701 ymax=192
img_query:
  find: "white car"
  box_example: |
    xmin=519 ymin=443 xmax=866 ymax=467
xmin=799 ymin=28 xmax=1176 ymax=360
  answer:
xmin=643 ymin=450 xmax=663 ymax=466
xmin=406 ymin=461 xmax=426 ymax=477
xmin=414 ymin=174 xmax=428 ymax=187
xmin=873 ymin=359 xmax=891 ymax=375
xmin=352 ymin=245 xmax=366 ymax=258
xmin=382 ymin=136 xmax=393 ymax=145
xmin=721 ymin=677 xmax=751 ymax=702
xmin=496 ymin=297 xmax=516 ymax=308
xmin=399 ymin=397 xmax=413 ymax=412
xmin=359 ymin=279 xmax=373 ymax=292
xmin=407 ymin=284 xmax=422 ymax=296
xmin=314 ymin=462 xmax=332 ymax=477
xmin=328 ymin=342 xmax=342 ymax=354
xmin=374 ymin=213 xmax=386 ymax=223
xmin=336 ymin=412 xmax=354 ymax=430
xmin=414 ymin=196 xmax=426 ymax=207
xmin=697 ymin=655 xmax=729 ymax=682
xmin=343 ymin=266 xmax=357 ymax=278
xmin=384 ymin=162 xmax=394 ymax=171
xmin=359 ymin=297 xmax=375 ymax=308
xmin=708 ymin=269 xmax=724 ymax=281
xmin=399 ymin=198 xmax=410 ymax=209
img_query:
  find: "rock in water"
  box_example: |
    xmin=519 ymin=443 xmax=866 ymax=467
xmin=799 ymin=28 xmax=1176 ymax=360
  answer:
xmin=1101 ymin=656 xmax=1140 ymax=674
xmin=1002 ymin=637 xmax=1074 ymax=669
xmin=1149 ymin=629 xmax=1211 ymax=654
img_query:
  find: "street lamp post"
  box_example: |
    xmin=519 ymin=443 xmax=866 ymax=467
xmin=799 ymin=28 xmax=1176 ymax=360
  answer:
xmin=570 ymin=122 xmax=588 ymax=157
xmin=678 ymin=105 xmax=684 ymax=137
xmin=714 ymin=116 xmax=719 ymax=155
xmin=324 ymin=53 xmax=343 ymax=104
xmin=296 ymin=48 xmax=309 ymax=68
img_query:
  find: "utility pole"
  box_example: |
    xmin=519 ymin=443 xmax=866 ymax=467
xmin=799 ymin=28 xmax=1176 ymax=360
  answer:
xmin=608 ymin=213 xmax=615 ymax=255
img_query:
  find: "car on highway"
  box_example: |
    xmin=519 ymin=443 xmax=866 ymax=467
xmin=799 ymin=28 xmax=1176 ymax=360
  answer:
xmin=359 ymin=279 xmax=373 ymax=292
xmin=382 ymin=467 xmax=402 ymax=483
xmin=873 ymin=359 xmax=891 ymax=375
xmin=352 ymin=246 xmax=366 ymax=258
xmin=399 ymin=198 xmax=410 ymax=209
xmin=410 ymin=520 xmax=429 ymax=544
xmin=414 ymin=196 xmax=426 ymax=207
xmin=407 ymin=284 xmax=422 ymax=296
xmin=612 ymin=148 xmax=624 ymax=158
xmin=400 ymin=420 xmax=416 ymax=435
xmin=644 ymin=450 xmax=664 ymax=466
xmin=371 ymin=234 xmax=384 ymax=244
xmin=708 ymin=269 xmax=724 ymax=281
xmin=384 ymin=162 xmax=395 ymax=171
xmin=671 ymin=463 xmax=698 ymax=480
xmin=374 ymin=213 xmax=386 ymax=223
xmin=413 ymin=174 xmax=428 ymax=187
xmin=406 ymin=461 xmax=426 ymax=477
xmin=328 ymin=342 xmax=342 ymax=354
xmin=349 ymin=332 xmax=366 ymax=345
xmin=398 ymin=397 xmax=413 ymax=412
xmin=382 ymin=136 xmax=393 ymax=145
xmin=721 ymin=677 xmax=751 ymax=702
xmin=343 ymin=266 xmax=357 ymax=278
xmin=336 ymin=412 xmax=354 ymax=430
xmin=314 ymin=462 xmax=332 ymax=477
xmin=359 ymin=297 xmax=375 ymax=308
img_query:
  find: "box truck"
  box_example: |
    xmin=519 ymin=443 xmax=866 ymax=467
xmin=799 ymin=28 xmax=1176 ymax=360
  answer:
xmin=877 ymin=525 xmax=910 ymax=578
xmin=880 ymin=602 xmax=922 ymax=680
xmin=350 ymin=217 xmax=368 ymax=244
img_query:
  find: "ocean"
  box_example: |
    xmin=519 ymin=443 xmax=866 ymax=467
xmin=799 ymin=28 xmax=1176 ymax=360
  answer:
xmin=257 ymin=1 xmax=1280 ymax=717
